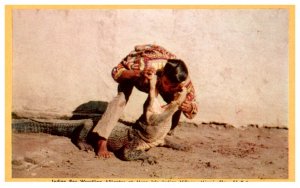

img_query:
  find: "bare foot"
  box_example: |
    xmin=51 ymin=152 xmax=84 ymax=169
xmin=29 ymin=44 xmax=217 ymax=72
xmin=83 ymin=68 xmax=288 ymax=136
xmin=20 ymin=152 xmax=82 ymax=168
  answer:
xmin=96 ymin=138 xmax=112 ymax=158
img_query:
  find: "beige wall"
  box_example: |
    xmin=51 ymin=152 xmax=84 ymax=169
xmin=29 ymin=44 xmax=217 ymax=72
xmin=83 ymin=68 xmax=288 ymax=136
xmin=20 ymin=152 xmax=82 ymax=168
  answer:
xmin=12 ymin=9 xmax=289 ymax=127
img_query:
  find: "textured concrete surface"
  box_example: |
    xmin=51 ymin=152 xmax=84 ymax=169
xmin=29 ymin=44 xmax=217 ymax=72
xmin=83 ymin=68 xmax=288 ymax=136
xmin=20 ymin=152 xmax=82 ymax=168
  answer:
xmin=12 ymin=8 xmax=289 ymax=127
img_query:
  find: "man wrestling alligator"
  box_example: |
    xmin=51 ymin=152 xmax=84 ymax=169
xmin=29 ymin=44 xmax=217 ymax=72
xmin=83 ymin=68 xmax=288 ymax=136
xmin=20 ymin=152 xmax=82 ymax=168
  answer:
xmin=12 ymin=44 xmax=198 ymax=164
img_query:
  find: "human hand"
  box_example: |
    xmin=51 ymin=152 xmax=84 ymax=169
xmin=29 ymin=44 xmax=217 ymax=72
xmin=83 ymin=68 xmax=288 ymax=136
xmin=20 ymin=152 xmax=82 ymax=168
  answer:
xmin=179 ymin=101 xmax=193 ymax=113
xmin=141 ymin=66 xmax=156 ymax=80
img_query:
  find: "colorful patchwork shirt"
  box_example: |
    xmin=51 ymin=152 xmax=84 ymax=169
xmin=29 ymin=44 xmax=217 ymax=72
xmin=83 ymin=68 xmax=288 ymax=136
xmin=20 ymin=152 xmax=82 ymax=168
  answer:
xmin=111 ymin=44 xmax=198 ymax=119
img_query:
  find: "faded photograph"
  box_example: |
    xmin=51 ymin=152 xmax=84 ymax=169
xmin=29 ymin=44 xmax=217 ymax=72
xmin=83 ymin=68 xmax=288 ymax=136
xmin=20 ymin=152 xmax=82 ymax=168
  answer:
xmin=9 ymin=6 xmax=292 ymax=181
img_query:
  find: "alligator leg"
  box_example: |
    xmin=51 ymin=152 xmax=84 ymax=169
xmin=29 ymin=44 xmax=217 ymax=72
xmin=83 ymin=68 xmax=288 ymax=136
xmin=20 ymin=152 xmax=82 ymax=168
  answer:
xmin=121 ymin=147 xmax=158 ymax=165
xmin=71 ymin=119 xmax=94 ymax=151
xmin=114 ymin=134 xmax=158 ymax=165
xmin=159 ymin=137 xmax=191 ymax=152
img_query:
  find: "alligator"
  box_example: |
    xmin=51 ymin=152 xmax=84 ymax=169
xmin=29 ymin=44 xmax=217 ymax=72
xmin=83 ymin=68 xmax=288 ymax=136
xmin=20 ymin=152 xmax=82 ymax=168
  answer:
xmin=12 ymin=118 xmax=95 ymax=151
xmin=106 ymin=75 xmax=188 ymax=164
xmin=12 ymin=75 xmax=188 ymax=164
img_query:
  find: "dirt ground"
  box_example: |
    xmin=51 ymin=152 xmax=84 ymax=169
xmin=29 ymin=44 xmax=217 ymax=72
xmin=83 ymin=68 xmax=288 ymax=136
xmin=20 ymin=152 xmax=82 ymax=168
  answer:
xmin=10 ymin=121 xmax=288 ymax=181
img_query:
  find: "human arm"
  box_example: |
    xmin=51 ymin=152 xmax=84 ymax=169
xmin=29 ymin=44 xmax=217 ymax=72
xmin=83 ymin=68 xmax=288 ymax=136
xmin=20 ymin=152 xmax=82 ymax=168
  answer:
xmin=179 ymin=80 xmax=198 ymax=119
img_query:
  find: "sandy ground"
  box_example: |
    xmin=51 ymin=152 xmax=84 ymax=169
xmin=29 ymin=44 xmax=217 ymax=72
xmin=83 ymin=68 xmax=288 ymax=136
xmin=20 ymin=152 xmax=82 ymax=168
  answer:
xmin=11 ymin=121 xmax=288 ymax=181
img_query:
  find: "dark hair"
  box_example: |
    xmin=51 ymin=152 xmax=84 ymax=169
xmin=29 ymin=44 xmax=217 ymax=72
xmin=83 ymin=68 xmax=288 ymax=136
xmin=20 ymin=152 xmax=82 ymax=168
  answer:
xmin=163 ymin=59 xmax=188 ymax=84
